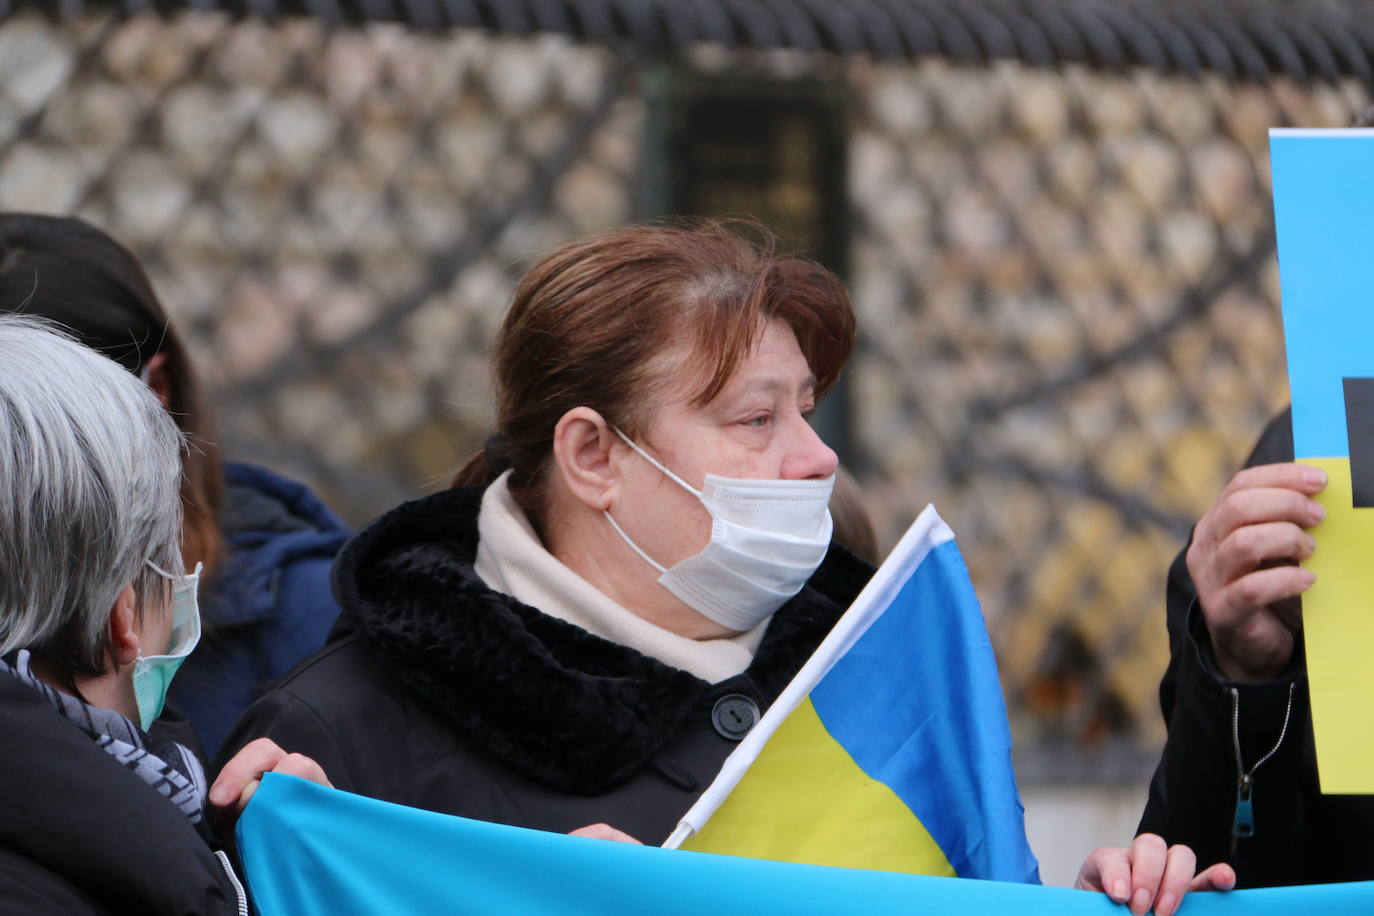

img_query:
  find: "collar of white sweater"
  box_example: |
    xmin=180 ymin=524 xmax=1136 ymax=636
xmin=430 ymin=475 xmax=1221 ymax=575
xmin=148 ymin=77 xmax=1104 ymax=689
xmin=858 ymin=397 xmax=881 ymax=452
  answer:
xmin=473 ymin=471 xmax=767 ymax=683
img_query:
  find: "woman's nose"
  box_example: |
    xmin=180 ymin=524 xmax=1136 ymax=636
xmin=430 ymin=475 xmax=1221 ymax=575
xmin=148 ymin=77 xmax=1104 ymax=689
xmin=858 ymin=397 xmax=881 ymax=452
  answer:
xmin=781 ymin=415 xmax=839 ymax=480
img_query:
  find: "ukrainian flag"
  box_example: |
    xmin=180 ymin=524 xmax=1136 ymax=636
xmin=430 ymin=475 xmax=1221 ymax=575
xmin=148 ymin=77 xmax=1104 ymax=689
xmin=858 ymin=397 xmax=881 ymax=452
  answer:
xmin=666 ymin=505 xmax=1039 ymax=883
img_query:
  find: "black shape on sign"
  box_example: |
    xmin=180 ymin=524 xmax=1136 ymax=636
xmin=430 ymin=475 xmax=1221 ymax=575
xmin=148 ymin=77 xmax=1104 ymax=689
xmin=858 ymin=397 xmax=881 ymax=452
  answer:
xmin=1344 ymin=378 xmax=1374 ymax=508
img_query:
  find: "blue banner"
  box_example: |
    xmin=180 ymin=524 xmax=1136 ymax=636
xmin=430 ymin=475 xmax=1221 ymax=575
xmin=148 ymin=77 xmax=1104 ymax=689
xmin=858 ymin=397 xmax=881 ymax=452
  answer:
xmin=238 ymin=774 xmax=1374 ymax=914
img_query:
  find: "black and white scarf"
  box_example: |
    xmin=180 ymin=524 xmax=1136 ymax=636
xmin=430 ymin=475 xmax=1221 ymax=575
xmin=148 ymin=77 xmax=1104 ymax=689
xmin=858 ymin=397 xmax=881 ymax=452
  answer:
xmin=1 ymin=649 xmax=207 ymax=823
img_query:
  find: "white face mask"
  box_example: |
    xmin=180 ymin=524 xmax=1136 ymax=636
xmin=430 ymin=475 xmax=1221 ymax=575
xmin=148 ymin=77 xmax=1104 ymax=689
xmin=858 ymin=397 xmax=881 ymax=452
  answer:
xmin=132 ymin=561 xmax=202 ymax=731
xmin=604 ymin=429 xmax=835 ymax=632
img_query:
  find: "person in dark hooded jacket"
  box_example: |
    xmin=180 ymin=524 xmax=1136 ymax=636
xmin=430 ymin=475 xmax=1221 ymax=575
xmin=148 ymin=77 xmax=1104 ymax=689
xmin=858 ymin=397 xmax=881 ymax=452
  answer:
xmin=0 ymin=317 xmax=327 ymax=914
xmin=1138 ymin=407 xmax=1374 ymax=886
xmin=173 ymin=460 xmax=347 ymax=758
xmin=0 ymin=212 xmax=349 ymax=761
xmin=223 ymin=223 xmax=1229 ymax=914
xmin=1139 ymin=105 xmax=1374 ymax=890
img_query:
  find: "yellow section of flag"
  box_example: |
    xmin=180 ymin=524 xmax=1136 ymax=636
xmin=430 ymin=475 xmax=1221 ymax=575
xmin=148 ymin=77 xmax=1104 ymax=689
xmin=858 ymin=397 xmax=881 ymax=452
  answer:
xmin=1301 ymin=456 xmax=1374 ymax=793
xmin=682 ymin=697 xmax=955 ymax=876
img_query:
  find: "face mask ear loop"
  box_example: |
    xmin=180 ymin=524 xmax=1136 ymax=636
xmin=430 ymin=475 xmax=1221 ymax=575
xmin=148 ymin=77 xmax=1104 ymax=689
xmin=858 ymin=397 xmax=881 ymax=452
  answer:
xmin=145 ymin=560 xmax=203 ymax=580
xmin=145 ymin=560 xmax=178 ymax=579
xmin=603 ymin=511 xmax=668 ymax=573
xmin=612 ymin=428 xmax=703 ymax=499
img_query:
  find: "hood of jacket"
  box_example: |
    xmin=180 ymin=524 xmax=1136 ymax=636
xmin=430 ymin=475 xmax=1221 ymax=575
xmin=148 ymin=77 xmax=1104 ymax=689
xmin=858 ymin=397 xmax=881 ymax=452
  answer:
xmin=331 ymin=483 xmax=873 ymax=795
xmin=206 ymin=461 xmax=350 ymax=628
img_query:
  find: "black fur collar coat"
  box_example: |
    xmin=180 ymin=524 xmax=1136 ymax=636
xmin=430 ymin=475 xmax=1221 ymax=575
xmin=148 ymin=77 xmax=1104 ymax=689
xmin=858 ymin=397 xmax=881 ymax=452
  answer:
xmin=219 ymin=483 xmax=872 ymax=843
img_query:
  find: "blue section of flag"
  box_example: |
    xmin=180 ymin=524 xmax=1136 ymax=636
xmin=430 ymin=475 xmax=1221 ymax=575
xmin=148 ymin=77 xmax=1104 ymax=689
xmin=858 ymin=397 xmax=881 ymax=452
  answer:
xmin=810 ymin=539 xmax=1039 ymax=883
xmin=1271 ymin=131 xmax=1374 ymax=459
xmin=239 ymin=774 xmax=1374 ymax=915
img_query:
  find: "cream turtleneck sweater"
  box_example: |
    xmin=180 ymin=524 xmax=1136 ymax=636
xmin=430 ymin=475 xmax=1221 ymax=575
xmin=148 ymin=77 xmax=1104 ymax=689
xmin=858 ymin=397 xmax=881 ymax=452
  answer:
xmin=473 ymin=471 xmax=767 ymax=683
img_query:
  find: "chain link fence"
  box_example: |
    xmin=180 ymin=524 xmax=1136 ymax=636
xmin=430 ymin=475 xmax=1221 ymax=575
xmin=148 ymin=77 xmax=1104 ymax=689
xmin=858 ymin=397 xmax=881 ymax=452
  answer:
xmin=0 ymin=7 xmax=1364 ymax=780
xmin=843 ymin=59 xmax=1365 ymax=777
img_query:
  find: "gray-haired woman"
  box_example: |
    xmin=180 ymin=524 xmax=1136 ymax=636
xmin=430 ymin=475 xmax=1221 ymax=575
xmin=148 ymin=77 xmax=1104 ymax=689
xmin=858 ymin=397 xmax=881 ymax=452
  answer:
xmin=0 ymin=317 xmax=326 ymax=914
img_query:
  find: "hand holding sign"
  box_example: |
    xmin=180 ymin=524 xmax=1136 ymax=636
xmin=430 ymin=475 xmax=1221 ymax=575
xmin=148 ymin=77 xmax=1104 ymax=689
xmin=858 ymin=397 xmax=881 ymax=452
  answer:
xmin=1187 ymin=462 xmax=1325 ymax=682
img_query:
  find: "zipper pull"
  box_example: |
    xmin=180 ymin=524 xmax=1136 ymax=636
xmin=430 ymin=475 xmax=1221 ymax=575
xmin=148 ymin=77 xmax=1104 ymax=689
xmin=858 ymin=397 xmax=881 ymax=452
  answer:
xmin=1232 ymin=774 xmax=1255 ymax=838
xmin=1229 ymin=773 xmax=1254 ymax=859
xmin=1227 ymin=682 xmax=1293 ymax=863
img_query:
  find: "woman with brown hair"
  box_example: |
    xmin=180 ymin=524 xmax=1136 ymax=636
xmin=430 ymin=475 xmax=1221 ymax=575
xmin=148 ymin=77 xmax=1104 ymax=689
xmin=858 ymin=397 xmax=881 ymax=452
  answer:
xmin=222 ymin=222 xmax=1223 ymax=910
xmin=223 ymin=221 xmax=852 ymax=836
xmin=0 ymin=212 xmax=349 ymax=759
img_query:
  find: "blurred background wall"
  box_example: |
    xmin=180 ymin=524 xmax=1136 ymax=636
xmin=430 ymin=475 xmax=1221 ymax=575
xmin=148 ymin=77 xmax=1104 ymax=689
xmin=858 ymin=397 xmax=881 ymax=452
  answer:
xmin=1 ymin=0 xmax=1370 ymax=884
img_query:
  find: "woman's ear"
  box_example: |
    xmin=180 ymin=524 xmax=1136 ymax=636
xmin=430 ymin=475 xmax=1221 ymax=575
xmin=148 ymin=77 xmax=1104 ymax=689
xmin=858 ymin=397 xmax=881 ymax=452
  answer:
xmin=551 ymin=407 xmax=618 ymax=512
xmin=107 ymin=584 xmax=141 ymax=668
xmin=142 ymin=352 xmax=172 ymax=411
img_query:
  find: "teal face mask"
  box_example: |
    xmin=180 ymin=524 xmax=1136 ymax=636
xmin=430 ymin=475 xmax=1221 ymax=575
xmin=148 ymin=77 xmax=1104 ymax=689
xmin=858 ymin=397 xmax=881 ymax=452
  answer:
xmin=131 ymin=561 xmax=202 ymax=731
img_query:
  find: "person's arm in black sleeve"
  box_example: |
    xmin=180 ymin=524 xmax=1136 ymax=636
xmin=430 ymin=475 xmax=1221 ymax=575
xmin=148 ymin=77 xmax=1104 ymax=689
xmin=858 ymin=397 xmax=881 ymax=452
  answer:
xmin=212 ymin=639 xmax=417 ymax=817
xmin=1138 ymin=407 xmax=1319 ymax=887
xmin=215 ymin=687 xmax=358 ymax=799
xmin=1153 ymin=409 xmax=1295 ymax=715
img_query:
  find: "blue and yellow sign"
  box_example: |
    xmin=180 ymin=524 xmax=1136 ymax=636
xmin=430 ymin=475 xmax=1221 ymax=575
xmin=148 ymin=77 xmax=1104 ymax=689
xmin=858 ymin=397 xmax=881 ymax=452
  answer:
xmin=1273 ymin=128 xmax=1374 ymax=794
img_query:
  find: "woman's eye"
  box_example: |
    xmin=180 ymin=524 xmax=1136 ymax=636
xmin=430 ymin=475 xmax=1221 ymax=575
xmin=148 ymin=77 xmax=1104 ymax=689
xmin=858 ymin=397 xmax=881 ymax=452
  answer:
xmin=743 ymin=414 xmax=771 ymax=428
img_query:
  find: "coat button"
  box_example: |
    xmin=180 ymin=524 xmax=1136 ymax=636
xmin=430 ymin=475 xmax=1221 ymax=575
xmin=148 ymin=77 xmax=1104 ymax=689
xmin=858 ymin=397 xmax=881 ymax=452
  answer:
xmin=711 ymin=694 xmax=760 ymax=740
